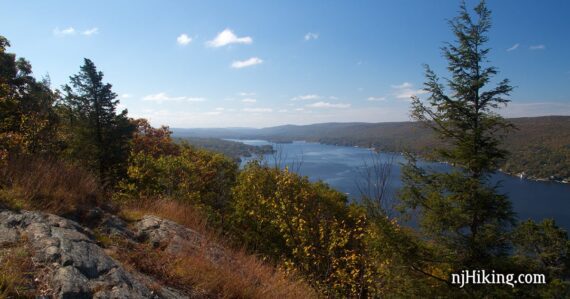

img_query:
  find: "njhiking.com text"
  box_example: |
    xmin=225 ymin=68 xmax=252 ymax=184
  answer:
xmin=451 ymin=270 xmax=546 ymax=288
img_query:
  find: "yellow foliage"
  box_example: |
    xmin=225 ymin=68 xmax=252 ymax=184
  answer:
xmin=230 ymin=161 xmax=382 ymax=297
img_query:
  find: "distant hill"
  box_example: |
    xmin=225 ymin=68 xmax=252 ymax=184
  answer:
xmin=177 ymin=137 xmax=274 ymax=162
xmin=172 ymin=116 xmax=570 ymax=182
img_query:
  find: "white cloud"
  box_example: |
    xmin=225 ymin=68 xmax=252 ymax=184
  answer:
xmin=392 ymin=82 xmax=413 ymax=89
xmin=81 ymin=28 xmax=99 ymax=36
xmin=129 ymin=105 xmax=415 ymax=128
xmin=304 ymin=32 xmax=319 ymax=41
xmin=241 ymin=98 xmax=257 ymax=103
xmin=367 ymin=96 xmax=386 ymax=101
xmin=242 ymin=107 xmax=272 ymax=113
xmin=176 ymin=33 xmax=192 ymax=45
xmin=530 ymin=44 xmax=546 ymax=50
xmin=506 ymin=43 xmax=519 ymax=52
xmin=278 ymin=109 xmax=288 ymax=112
xmin=306 ymin=101 xmax=351 ymax=109
xmin=391 ymin=82 xmax=427 ymax=100
xmin=238 ymin=92 xmax=256 ymax=96
xmin=204 ymin=111 xmax=222 ymax=116
xmin=143 ymin=92 xmax=205 ymax=104
xmin=143 ymin=93 xmax=185 ymax=103
xmin=231 ymin=57 xmax=263 ymax=69
xmin=131 ymin=100 xmax=567 ymax=128
xmin=215 ymin=107 xmax=225 ymax=111
xmin=54 ymin=27 xmax=100 ymax=37
xmin=187 ymin=98 xmax=206 ymax=102
xmin=291 ymin=94 xmax=320 ymax=101
xmin=53 ymin=27 xmax=76 ymax=36
xmin=119 ymin=93 xmax=132 ymax=99
xmin=207 ymin=28 xmax=252 ymax=47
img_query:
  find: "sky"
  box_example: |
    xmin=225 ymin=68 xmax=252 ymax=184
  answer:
xmin=1 ymin=0 xmax=569 ymax=128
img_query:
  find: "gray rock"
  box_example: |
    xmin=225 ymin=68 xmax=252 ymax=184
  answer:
xmin=0 ymin=208 xmax=222 ymax=298
xmin=133 ymin=215 xmax=226 ymax=263
xmin=0 ymin=209 xmax=153 ymax=299
xmin=52 ymin=266 xmax=91 ymax=299
xmin=134 ymin=215 xmax=204 ymax=253
xmin=0 ymin=226 xmax=19 ymax=245
xmin=97 ymin=211 xmax=135 ymax=239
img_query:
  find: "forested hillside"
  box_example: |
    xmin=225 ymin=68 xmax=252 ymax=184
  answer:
xmin=1 ymin=1 xmax=569 ymax=297
xmin=173 ymin=116 xmax=570 ymax=182
xmin=178 ymin=137 xmax=274 ymax=162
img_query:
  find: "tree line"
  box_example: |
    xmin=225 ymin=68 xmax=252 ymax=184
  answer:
xmin=1 ymin=1 xmax=569 ymax=297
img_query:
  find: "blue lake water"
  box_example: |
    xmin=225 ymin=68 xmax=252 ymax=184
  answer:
xmin=233 ymin=140 xmax=570 ymax=230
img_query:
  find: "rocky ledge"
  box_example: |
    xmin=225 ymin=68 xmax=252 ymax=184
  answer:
xmin=0 ymin=209 xmax=216 ymax=298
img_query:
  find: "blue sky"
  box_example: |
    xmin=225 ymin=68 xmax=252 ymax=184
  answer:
xmin=1 ymin=0 xmax=569 ymax=128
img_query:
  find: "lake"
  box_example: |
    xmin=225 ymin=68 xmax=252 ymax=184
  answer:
xmin=233 ymin=140 xmax=570 ymax=230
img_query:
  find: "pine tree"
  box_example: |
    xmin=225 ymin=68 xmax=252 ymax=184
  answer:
xmin=61 ymin=58 xmax=134 ymax=184
xmin=399 ymin=0 xmax=515 ymax=277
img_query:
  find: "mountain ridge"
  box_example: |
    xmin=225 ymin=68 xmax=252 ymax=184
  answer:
xmin=172 ymin=115 xmax=570 ymax=182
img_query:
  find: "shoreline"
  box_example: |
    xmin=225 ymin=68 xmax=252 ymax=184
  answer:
xmin=236 ymin=138 xmax=570 ymax=185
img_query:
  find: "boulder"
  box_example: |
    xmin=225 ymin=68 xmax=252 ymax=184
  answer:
xmin=0 ymin=209 xmax=153 ymax=298
xmin=133 ymin=215 xmax=226 ymax=263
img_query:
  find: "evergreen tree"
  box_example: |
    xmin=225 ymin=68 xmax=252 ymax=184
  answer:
xmin=61 ymin=58 xmax=134 ymax=184
xmin=399 ymin=0 xmax=515 ymax=281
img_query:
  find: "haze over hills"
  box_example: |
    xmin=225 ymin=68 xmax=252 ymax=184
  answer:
xmin=173 ymin=121 xmax=426 ymax=141
xmin=173 ymin=115 xmax=570 ymax=182
xmin=3 ymin=0 xmax=570 ymax=295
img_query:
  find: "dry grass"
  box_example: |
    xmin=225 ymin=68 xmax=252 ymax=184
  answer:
xmin=0 ymin=242 xmax=36 ymax=298
xmin=114 ymin=240 xmax=317 ymax=299
xmin=0 ymin=161 xmax=317 ymax=298
xmin=173 ymin=248 xmax=318 ymax=299
xmin=0 ymin=157 xmax=101 ymax=216
xmin=116 ymin=199 xmax=318 ymax=299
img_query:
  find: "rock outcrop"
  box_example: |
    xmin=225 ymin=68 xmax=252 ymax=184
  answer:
xmin=134 ymin=215 xmax=226 ymax=263
xmin=0 ymin=209 xmax=154 ymax=298
xmin=0 ymin=209 xmax=214 ymax=299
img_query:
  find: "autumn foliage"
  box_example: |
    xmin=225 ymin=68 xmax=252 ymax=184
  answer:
xmin=2 ymin=2 xmax=570 ymax=296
